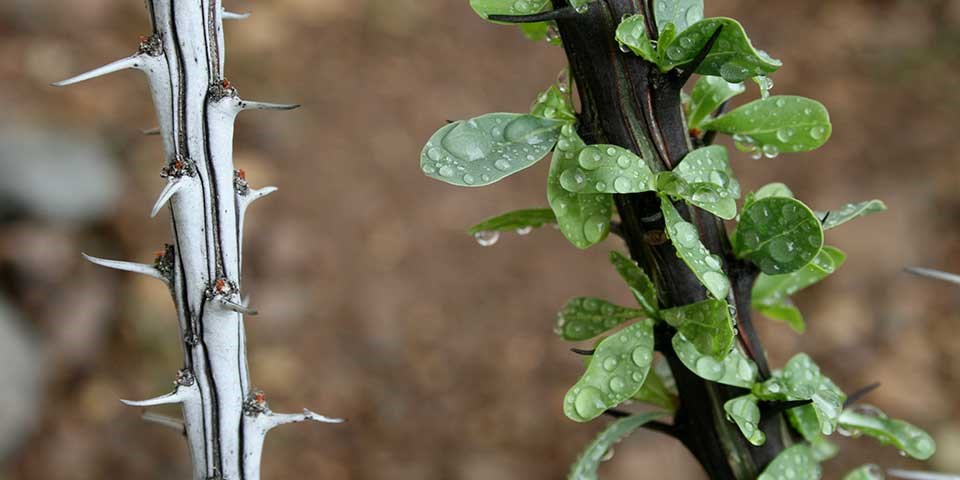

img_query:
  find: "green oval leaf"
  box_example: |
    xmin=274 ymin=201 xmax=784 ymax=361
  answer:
xmin=838 ymin=407 xmax=936 ymax=460
xmin=752 ymin=246 xmax=846 ymax=333
xmin=758 ymin=445 xmax=821 ymax=480
xmin=815 ymin=199 xmax=887 ymax=231
xmin=567 ymin=411 xmax=669 ymax=480
xmin=653 ymin=0 xmax=703 ymax=34
xmin=786 ymin=403 xmax=823 ymax=442
xmin=688 ymin=76 xmax=746 ymax=129
xmin=531 ymin=85 xmax=577 ymax=123
xmin=658 ymin=18 xmax=782 ymax=82
xmin=631 ymin=366 xmax=678 ymax=412
xmin=468 ymin=208 xmax=557 ymax=235
xmin=548 ymin=125 xmax=614 ymax=249
xmin=660 ymin=196 xmax=730 ymax=298
xmin=702 ymin=96 xmax=832 ymax=153
xmin=616 ymin=15 xmax=657 ymax=64
xmin=555 ymin=297 xmax=646 ymax=341
xmin=672 ymin=333 xmax=758 ymax=388
xmin=770 ymin=354 xmax=845 ymax=437
xmin=725 ymin=394 xmax=766 ymax=446
xmin=675 ymin=146 xmax=740 ymax=198
xmin=422 ymin=113 xmax=562 ymax=187
xmin=658 ymin=172 xmax=737 ymax=219
xmin=609 ymin=251 xmax=659 ymax=316
xmin=470 ymin=0 xmax=550 ymax=19
xmin=564 ymin=319 xmax=655 ymax=422
xmin=843 ymin=465 xmax=885 ymax=480
xmin=734 ymin=196 xmax=824 ymax=275
xmin=559 ymin=144 xmax=656 ymax=194
xmin=662 ymin=299 xmax=734 ymax=359
xmin=754 ymin=182 xmax=795 ymax=200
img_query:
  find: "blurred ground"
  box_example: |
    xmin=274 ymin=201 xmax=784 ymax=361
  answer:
xmin=1 ymin=0 xmax=958 ymax=478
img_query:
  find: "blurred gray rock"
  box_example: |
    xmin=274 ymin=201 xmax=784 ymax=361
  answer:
xmin=0 ymin=127 xmax=121 ymax=223
xmin=0 ymin=295 xmax=46 ymax=459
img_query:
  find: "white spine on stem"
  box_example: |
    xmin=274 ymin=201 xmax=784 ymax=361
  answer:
xmin=55 ymin=1 xmax=340 ymax=478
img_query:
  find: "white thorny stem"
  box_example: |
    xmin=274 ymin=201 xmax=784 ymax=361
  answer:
xmin=54 ymin=2 xmax=342 ymax=479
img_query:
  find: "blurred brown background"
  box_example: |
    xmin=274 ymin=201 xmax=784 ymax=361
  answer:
xmin=1 ymin=0 xmax=958 ymax=478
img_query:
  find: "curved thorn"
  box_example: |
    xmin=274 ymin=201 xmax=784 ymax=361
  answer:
xmin=121 ymin=389 xmax=184 ymax=407
xmin=570 ymin=347 xmax=595 ymax=356
xmin=82 ymin=253 xmax=167 ymax=282
xmin=51 ymin=55 xmax=140 ymax=87
xmin=142 ymin=126 xmax=161 ymax=136
xmin=905 ymin=267 xmax=960 ymax=286
xmin=151 ymin=178 xmax=184 ymax=218
xmin=222 ymin=10 xmax=251 ymax=20
xmin=250 ymin=186 xmax=278 ymax=200
xmin=239 ymin=100 xmax=300 ymax=111
xmin=263 ymin=409 xmax=345 ymax=431
xmin=487 ymin=6 xmax=578 ymax=24
xmin=218 ymin=297 xmax=258 ymax=316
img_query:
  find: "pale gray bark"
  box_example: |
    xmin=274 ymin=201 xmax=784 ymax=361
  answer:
xmin=54 ymin=2 xmax=342 ymax=478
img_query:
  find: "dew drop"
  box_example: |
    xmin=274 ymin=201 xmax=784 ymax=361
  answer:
xmin=810 ymin=126 xmax=827 ymax=140
xmin=516 ymin=226 xmax=533 ymax=235
xmin=573 ymin=386 xmax=605 ymax=418
xmin=614 ymin=176 xmax=633 ymax=193
xmin=474 ymin=230 xmax=500 ymax=247
xmin=695 ymin=356 xmax=724 ymax=381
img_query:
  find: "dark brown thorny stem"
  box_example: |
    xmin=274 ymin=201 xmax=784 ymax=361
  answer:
xmin=549 ymin=1 xmax=794 ymax=478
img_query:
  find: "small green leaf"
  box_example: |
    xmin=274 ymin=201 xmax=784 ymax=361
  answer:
xmin=652 ymin=0 xmax=703 ymax=34
xmin=657 ymin=22 xmax=678 ymax=61
xmin=531 ymin=85 xmax=577 ymax=123
xmin=564 ymin=319 xmax=655 ymax=422
xmin=615 ymin=15 xmax=657 ymax=64
xmin=815 ymin=200 xmax=887 ymax=231
xmin=734 ymin=196 xmax=824 ymax=275
xmin=609 ymin=251 xmax=659 ymax=316
xmin=779 ymin=354 xmax=845 ymax=437
xmin=688 ymin=76 xmax=746 ymax=129
xmin=631 ymin=366 xmax=677 ymax=412
xmin=560 ymin=144 xmax=656 ymax=194
xmin=662 ymin=299 xmax=734 ymax=359
xmin=658 ymin=172 xmax=737 ymax=219
xmin=675 ymin=145 xmax=740 ymax=197
xmin=756 ymin=302 xmax=805 ymax=333
xmin=753 ymin=182 xmax=794 ymax=200
xmin=752 ymin=246 xmax=846 ymax=333
xmin=758 ymin=445 xmax=821 ymax=480
xmin=660 ymin=197 xmax=730 ymax=298
xmin=567 ymin=411 xmax=669 ymax=480
xmin=809 ymin=437 xmax=839 ymax=462
xmin=702 ymin=96 xmax=832 ymax=153
xmin=470 ymin=0 xmax=550 ymax=19
xmin=842 ymin=465 xmax=885 ymax=480
xmin=547 ymin=125 xmax=615 ymax=249
xmin=838 ymin=407 xmax=936 ymax=460
xmin=672 ymin=333 xmax=758 ymax=388
xmin=724 ymin=394 xmax=766 ymax=446
xmin=422 ymin=113 xmax=563 ymax=187
xmin=468 ymin=208 xmax=556 ymax=235
xmin=555 ymin=297 xmax=646 ymax=341
xmin=657 ymin=18 xmax=782 ymax=82
xmin=786 ymin=404 xmax=823 ymax=442
xmin=519 ymin=22 xmax=550 ymax=42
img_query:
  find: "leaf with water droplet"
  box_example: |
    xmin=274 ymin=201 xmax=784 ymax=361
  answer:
xmin=518 ymin=21 xmax=550 ymax=41
xmin=555 ymin=297 xmax=646 ymax=341
xmin=657 ymin=172 xmax=737 ymax=220
xmin=672 ymin=332 xmax=758 ymax=388
xmin=609 ymin=251 xmax=659 ymax=316
xmin=734 ymin=196 xmax=824 ymax=275
xmin=559 ymin=144 xmax=655 ymax=195
xmin=631 ymin=364 xmax=678 ymax=412
xmin=702 ymin=96 xmax=831 ymax=153
xmin=468 ymin=208 xmax=557 ymax=235
xmin=421 ymin=113 xmax=562 ymax=187
xmin=615 ymin=15 xmax=657 ymax=63
xmin=675 ymin=145 xmax=740 ymax=197
xmin=753 ymin=182 xmax=795 ymax=201
xmin=760 ymin=353 xmax=845 ymax=439
xmin=547 ymin=125 xmax=614 ymax=249
xmin=652 ymin=0 xmax=703 ymax=34
xmin=662 ymin=299 xmax=735 ymax=359
xmin=787 ymin=403 xmax=824 ymax=443
xmin=838 ymin=407 xmax=936 ymax=460
xmin=843 ymin=465 xmax=886 ymax=480
xmin=725 ymin=394 xmax=766 ymax=446
xmin=757 ymin=444 xmax=821 ymax=480
xmin=660 ymin=196 xmax=731 ymax=298
xmin=470 ymin=0 xmax=551 ymax=19
xmin=656 ymin=18 xmax=782 ymax=82
xmin=531 ymin=85 xmax=577 ymax=123
xmin=567 ymin=411 xmax=669 ymax=480
xmin=752 ymin=246 xmax=846 ymax=333
xmin=563 ymin=319 xmax=655 ymax=422
xmin=688 ymin=76 xmax=746 ymax=129
xmin=815 ymin=199 xmax=887 ymax=231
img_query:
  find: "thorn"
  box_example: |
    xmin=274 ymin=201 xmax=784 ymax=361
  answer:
xmin=487 ymin=6 xmax=578 ymax=24
xmin=819 ymin=211 xmax=831 ymax=225
xmin=570 ymin=347 xmax=595 ymax=356
xmin=141 ymin=412 xmax=186 ymax=435
xmin=905 ymin=267 xmax=960 ymax=286
xmin=222 ymin=10 xmax=251 ymax=20
xmin=51 ymin=55 xmax=140 ymax=87
xmin=142 ymin=126 xmax=161 ymax=135
xmin=217 ymin=297 xmax=258 ymax=316
xmin=888 ymin=469 xmax=960 ymax=480
xmin=844 ymin=382 xmax=881 ymax=407
xmin=242 ymin=186 xmax=278 ymax=207
xmin=151 ymin=178 xmax=185 ymax=218
xmin=239 ymin=100 xmax=300 ymax=111
xmin=760 ymin=399 xmax=812 ymax=419
xmin=262 ymin=409 xmax=345 ymax=431
xmin=673 ymin=25 xmax=724 ymax=87
xmin=121 ymin=389 xmax=185 ymax=407
xmin=82 ymin=253 xmax=167 ymax=282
